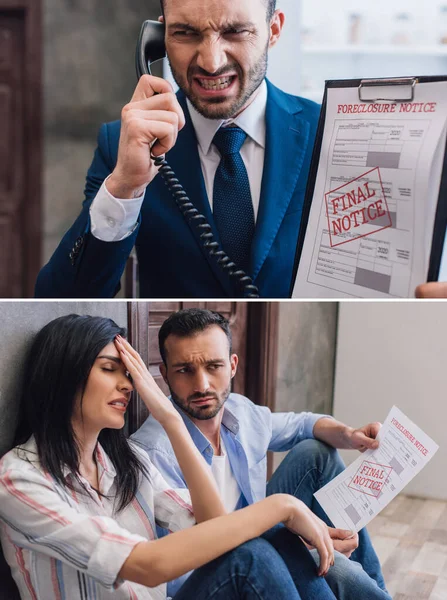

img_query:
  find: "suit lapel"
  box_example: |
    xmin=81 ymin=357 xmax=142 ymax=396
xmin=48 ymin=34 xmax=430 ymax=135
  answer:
xmin=250 ymin=81 xmax=311 ymax=281
xmin=166 ymin=92 xmax=234 ymax=296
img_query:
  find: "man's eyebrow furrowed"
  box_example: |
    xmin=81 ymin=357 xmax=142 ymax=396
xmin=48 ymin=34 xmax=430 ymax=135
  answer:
xmin=167 ymin=21 xmax=255 ymax=32
xmin=167 ymin=23 xmax=199 ymax=32
xmin=171 ymin=358 xmax=226 ymax=368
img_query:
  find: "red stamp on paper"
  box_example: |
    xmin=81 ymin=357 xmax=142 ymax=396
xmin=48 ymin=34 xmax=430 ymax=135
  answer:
xmin=325 ymin=167 xmax=392 ymax=248
xmin=348 ymin=460 xmax=393 ymax=498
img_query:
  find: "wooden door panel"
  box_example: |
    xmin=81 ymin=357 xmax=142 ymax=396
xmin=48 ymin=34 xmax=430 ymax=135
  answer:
xmin=0 ymin=15 xmax=24 ymax=201
xmin=0 ymin=14 xmax=24 ymax=298
xmin=0 ymin=213 xmax=21 ymax=297
xmin=0 ymin=82 xmax=13 ymax=194
xmin=0 ymin=1 xmax=42 ymax=298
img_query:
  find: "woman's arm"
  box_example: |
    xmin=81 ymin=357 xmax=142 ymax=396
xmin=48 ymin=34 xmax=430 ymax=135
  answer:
xmin=119 ymin=493 xmax=334 ymax=588
xmin=115 ymin=335 xmax=226 ymax=523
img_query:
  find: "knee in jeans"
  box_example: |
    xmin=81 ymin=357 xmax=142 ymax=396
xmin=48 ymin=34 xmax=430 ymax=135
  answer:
xmin=289 ymin=439 xmax=345 ymax=473
xmin=328 ymin=551 xmax=364 ymax=584
xmin=228 ymin=538 xmax=278 ymax=573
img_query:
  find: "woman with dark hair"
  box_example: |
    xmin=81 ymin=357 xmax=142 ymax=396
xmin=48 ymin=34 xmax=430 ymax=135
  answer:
xmin=0 ymin=314 xmax=338 ymax=600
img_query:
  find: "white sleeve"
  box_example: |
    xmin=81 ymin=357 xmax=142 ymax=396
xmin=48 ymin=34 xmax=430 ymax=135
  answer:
xmin=89 ymin=175 xmax=145 ymax=242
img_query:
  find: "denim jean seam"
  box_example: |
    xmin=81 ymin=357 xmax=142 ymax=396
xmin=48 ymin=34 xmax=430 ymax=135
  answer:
xmin=292 ymin=466 xmax=323 ymax=499
xmin=200 ymin=574 xmax=264 ymax=599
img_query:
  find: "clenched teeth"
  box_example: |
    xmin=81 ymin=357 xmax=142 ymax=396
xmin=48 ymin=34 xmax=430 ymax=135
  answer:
xmin=198 ymin=77 xmax=233 ymax=91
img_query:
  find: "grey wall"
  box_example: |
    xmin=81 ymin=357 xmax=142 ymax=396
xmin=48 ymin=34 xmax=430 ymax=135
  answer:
xmin=43 ymin=0 xmax=161 ymax=262
xmin=274 ymin=302 xmax=338 ymax=469
xmin=276 ymin=302 xmax=338 ymax=415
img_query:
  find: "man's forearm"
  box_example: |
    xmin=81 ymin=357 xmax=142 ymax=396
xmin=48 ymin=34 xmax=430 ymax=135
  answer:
xmin=313 ymin=417 xmax=352 ymax=449
xmin=313 ymin=417 xmax=381 ymax=451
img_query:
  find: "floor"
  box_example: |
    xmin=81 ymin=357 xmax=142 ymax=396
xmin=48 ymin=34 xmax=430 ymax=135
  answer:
xmin=368 ymin=495 xmax=447 ymax=600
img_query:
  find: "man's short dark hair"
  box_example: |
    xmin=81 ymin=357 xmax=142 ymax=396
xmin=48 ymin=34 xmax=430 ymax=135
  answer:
xmin=159 ymin=0 xmax=277 ymax=21
xmin=158 ymin=308 xmax=232 ymax=365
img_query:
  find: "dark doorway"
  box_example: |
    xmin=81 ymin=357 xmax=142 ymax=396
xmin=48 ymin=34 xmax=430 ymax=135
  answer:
xmin=0 ymin=0 xmax=42 ymax=298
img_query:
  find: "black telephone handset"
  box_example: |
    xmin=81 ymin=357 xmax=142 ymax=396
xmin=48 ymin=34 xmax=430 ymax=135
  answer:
xmin=135 ymin=20 xmax=259 ymax=298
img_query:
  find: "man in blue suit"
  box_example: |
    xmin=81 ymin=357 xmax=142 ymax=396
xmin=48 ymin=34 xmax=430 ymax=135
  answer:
xmin=35 ymin=0 xmax=320 ymax=298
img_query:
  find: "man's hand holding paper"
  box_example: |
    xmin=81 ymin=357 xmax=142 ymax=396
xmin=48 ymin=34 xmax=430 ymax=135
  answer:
xmin=314 ymin=407 xmax=439 ymax=533
xmin=314 ymin=417 xmax=381 ymax=452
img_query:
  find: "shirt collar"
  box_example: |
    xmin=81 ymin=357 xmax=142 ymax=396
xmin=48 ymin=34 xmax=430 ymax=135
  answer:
xmin=186 ymin=79 xmax=268 ymax=156
xmin=18 ymin=436 xmax=117 ymax=493
xmin=63 ymin=443 xmax=117 ymax=500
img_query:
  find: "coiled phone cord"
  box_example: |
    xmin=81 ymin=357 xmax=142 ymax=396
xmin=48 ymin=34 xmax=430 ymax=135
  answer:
xmin=153 ymin=154 xmax=260 ymax=298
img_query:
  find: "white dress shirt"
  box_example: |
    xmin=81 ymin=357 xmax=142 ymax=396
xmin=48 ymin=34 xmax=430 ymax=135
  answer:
xmin=89 ymin=81 xmax=268 ymax=242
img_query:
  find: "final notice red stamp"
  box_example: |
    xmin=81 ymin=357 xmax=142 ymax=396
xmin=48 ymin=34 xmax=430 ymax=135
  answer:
xmin=325 ymin=167 xmax=392 ymax=248
xmin=348 ymin=460 xmax=393 ymax=498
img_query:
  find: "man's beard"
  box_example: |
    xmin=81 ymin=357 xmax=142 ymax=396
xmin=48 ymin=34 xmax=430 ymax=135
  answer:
xmin=169 ymin=383 xmax=231 ymax=420
xmin=168 ymin=44 xmax=269 ymax=120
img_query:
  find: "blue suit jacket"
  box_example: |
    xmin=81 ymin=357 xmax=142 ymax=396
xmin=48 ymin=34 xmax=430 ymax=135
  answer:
xmin=35 ymin=80 xmax=320 ymax=298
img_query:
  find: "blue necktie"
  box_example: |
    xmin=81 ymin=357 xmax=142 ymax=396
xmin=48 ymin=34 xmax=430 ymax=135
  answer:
xmin=212 ymin=126 xmax=255 ymax=273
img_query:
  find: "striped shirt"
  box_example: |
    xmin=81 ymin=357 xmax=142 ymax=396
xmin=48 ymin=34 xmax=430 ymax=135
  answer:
xmin=0 ymin=436 xmax=195 ymax=600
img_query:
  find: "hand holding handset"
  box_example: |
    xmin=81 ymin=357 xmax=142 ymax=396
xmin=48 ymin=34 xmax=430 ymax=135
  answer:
xmin=134 ymin=21 xmax=260 ymax=298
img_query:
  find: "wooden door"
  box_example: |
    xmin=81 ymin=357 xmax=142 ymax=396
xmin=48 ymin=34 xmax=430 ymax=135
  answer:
xmin=0 ymin=0 xmax=42 ymax=298
xmin=127 ymin=302 xmax=279 ymax=434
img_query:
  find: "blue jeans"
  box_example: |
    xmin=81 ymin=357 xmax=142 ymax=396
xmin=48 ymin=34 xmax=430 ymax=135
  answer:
xmin=174 ymin=524 xmax=336 ymax=600
xmin=309 ymin=549 xmax=391 ymax=600
xmin=266 ymin=439 xmax=389 ymax=596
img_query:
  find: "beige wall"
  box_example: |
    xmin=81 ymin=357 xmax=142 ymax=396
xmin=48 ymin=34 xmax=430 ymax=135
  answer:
xmin=334 ymin=302 xmax=447 ymax=501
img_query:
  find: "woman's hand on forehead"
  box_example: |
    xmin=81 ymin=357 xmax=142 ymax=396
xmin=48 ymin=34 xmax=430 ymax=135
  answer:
xmin=114 ymin=336 xmax=180 ymax=426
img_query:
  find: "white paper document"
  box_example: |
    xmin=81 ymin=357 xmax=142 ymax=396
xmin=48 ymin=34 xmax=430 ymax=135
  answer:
xmin=314 ymin=406 xmax=439 ymax=532
xmin=293 ymin=82 xmax=447 ymax=298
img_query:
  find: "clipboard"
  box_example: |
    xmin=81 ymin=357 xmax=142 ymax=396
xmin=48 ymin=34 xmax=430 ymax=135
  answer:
xmin=289 ymin=75 xmax=447 ymax=298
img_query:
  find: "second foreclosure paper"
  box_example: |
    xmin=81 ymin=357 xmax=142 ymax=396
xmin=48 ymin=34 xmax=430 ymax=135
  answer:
xmin=314 ymin=406 xmax=439 ymax=532
xmin=293 ymin=82 xmax=447 ymax=298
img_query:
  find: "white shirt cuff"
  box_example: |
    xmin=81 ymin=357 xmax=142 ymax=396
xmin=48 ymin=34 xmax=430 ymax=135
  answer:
xmin=89 ymin=176 xmax=145 ymax=242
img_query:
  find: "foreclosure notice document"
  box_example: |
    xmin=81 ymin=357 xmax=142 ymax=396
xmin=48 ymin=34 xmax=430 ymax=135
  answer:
xmin=314 ymin=407 xmax=439 ymax=532
xmin=293 ymin=81 xmax=447 ymax=298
